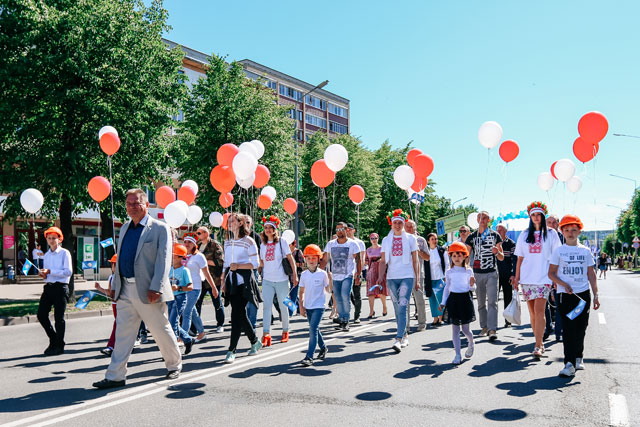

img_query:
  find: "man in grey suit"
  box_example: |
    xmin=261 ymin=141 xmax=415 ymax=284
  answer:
xmin=93 ymin=188 xmax=182 ymax=389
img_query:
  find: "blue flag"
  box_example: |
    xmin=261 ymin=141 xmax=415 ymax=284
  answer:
xmin=100 ymin=237 xmax=114 ymax=248
xmin=282 ymin=297 xmax=297 ymax=316
xmin=82 ymin=260 xmax=97 ymax=270
xmin=369 ymin=284 xmax=382 ymax=293
xmin=566 ymin=298 xmax=586 ymax=320
xmin=74 ymin=290 xmax=96 ymax=309
xmin=22 ymin=259 xmax=34 ymax=276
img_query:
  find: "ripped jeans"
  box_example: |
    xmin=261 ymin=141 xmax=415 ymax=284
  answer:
xmin=387 ymin=278 xmax=414 ymax=339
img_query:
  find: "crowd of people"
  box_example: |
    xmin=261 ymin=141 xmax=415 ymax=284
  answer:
xmin=31 ymin=189 xmax=602 ymax=388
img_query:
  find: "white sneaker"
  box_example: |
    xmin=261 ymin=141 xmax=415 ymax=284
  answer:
xmin=417 ymin=324 xmax=426 ymax=332
xmin=575 ymin=358 xmax=585 ymax=370
xmin=392 ymin=339 xmax=402 ymax=353
xmin=216 ymin=326 xmax=224 ymax=333
xmin=401 ymin=336 xmax=409 ymax=348
xmin=479 ymin=327 xmax=488 ymax=337
xmin=559 ymin=362 xmax=576 ymax=377
xmin=452 ymin=354 xmax=462 ymax=365
xmin=134 ymin=338 xmax=141 ymax=348
xmin=465 ymin=344 xmax=474 ymax=358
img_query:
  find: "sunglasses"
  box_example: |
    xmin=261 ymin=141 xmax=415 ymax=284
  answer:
xmin=459 ymin=230 xmax=468 ymax=233
xmin=370 ymin=237 xmax=378 ymax=240
xmin=336 ymin=228 xmax=344 ymax=232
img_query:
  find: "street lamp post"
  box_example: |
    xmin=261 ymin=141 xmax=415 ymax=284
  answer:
xmin=609 ymin=173 xmax=638 ymax=194
xmin=451 ymin=197 xmax=468 ymax=210
xmin=294 ymin=80 xmax=329 ymax=244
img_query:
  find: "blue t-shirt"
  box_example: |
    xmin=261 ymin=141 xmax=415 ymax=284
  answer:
xmin=169 ymin=266 xmax=192 ymax=295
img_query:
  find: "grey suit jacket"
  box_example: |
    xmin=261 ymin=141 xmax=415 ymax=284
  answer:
xmin=112 ymin=215 xmax=174 ymax=304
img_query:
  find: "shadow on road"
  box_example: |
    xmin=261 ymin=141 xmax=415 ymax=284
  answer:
xmin=496 ymin=375 xmax=577 ymax=397
xmin=469 ymin=354 xmax=535 ymax=377
xmin=393 ymin=358 xmax=456 ymax=379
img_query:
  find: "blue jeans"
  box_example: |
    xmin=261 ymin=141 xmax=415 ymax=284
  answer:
xmin=306 ymin=308 xmax=326 ymax=358
xmin=428 ymin=279 xmax=445 ymax=318
xmin=333 ymin=277 xmax=353 ymax=323
xmin=168 ymin=293 xmax=192 ymax=343
xmin=182 ymin=289 xmax=204 ymax=334
xmin=387 ymin=278 xmax=414 ymax=339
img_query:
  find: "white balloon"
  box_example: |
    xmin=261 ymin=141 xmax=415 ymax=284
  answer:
xmin=478 ymin=121 xmax=503 ymax=149
xmin=181 ymin=179 xmax=199 ymax=194
xmin=250 ymin=139 xmax=265 ymax=159
xmin=20 ymin=188 xmax=44 ymax=214
xmin=393 ymin=165 xmax=415 ymax=190
xmin=537 ymin=172 xmax=555 ymax=191
xmin=261 ymin=185 xmax=277 ymax=201
xmin=566 ymin=176 xmax=583 ymax=193
xmin=98 ymin=126 xmax=118 ymax=139
xmin=232 ymin=151 xmax=258 ymax=180
xmin=209 ymin=212 xmax=223 ymax=228
xmin=324 ymin=144 xmax=349 ymax=172
xmin=238 ymin=141 xmax=259 ymax=159
xmin=236 ymin=173 xmax=255 ymax=189
xmin=187 ymin=205 xmax=203 ymax=224
xmin=281 ymin=229 xmax=296 ymax=245
xmin=554 ymin=158 xmax=576 ymax=182
xmin=467 ymin=212 xmax=480 ymax=229
xmin=164 ymin=201 xmax=188 ymax=228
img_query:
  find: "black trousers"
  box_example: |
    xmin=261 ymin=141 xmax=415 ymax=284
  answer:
xmin=229 ymin=292 xmax=257 ymax=352
xmin=498 ymin=273 xmax=512 ymax=310
xmin=559 ymin=290 xmax=591 ymax=366
xmin=351 ymin=285 xmax=362 ymax=320
xmin=37 ymin=282 xmax=69 ymax=347
xmin=195 ymin=279 xmax=225 ymax=328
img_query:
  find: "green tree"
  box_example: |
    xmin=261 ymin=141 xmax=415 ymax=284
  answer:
xmin=0 ymin=0 xmax=186 ymax=292
xmin=175 ymin=54 xmax=294 ymax=225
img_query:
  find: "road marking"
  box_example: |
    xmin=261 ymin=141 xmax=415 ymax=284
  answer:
xmin=598 ymin=313 xmax=606 ymax=324
xmin=609 ymin=393 xmax=630 ymax=426
xmin=2 ymin=320 xmax=391 ymax=427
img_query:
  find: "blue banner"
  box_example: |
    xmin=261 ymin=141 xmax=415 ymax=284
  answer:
xmin=282 ymin=297 xmax=297 ymax=316
xmin=566 ymin=298 xmax=586 ymax=320
xmin=22 ymin=259 xmax=34 ymax=276
xmin=99 ymin=237 xmax=114 ymax=248
xmin=74 ymin=290 xmax=96 ymax=309
xmin=81 ymin=260 xmax=97 ymax=270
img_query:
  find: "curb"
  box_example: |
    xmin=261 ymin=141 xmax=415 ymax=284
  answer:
xmin=0 ymin=309 xmax=109 ymax=327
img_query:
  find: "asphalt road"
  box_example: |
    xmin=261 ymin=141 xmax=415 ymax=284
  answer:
xmin=0 ymin=270 xmax=636 ymax=427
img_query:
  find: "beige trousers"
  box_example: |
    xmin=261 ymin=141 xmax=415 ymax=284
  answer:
xmin=106 ymin=279 xmax=182 ymax=381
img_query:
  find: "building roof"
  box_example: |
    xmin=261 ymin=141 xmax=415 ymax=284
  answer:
xmin=162 ymin=38 xmax=349 ymax=106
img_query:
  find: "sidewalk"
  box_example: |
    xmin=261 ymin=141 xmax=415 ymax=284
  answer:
xmin=0 ymin=280 xmax=109 ymax=301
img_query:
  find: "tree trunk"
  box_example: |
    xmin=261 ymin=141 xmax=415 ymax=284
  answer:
xmin=59 ymin=196 xmax=75 ymax=302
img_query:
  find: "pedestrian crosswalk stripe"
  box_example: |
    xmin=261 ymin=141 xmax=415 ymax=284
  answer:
xmin=609 ymin=393 xmax=630 ymax=427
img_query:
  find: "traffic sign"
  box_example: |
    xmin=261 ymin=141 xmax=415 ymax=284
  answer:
xmin=633 ymin=242 xmax=640 ymax=250
xmin=436 ymin=220 xmax=445 ymax=236
xmin=633 ymin=236 xmax=640 ymax=243
xmin=434 ymin=212 xmax=466 ymax=236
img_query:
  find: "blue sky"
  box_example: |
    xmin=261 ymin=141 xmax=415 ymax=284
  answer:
xmin=161 ymin=0 xmax=640 ymax=231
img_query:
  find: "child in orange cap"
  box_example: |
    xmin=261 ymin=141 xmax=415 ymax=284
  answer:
xmin=37 ymin=227 xmax=73 ymax=356
xmin=168 ymin=244 xmax=195 ymax=355
xmin=94 ymin=254 xmax=119 ymax=356
xmin=439 ymin=242 xmax=476 ymax=365
xmin=298 ymin=244 xmax=332 ymax=366
xmin=548 ymin=214 xmax=600 ymax=377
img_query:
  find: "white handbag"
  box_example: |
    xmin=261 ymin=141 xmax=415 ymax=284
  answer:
xmin=503 ymin=289 xmax=522 ymax=325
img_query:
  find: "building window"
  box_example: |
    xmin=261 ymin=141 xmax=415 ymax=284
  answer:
xmin=328 ymin=103 xmax=348 ymax=118
xmin=288 ymin=109 xmax=303 ymax=121
xmin=145 ymin=186 xmax=156 ymax=205
xmin=279 ymin=84 xmax=303 ymax=101
xmin=306 ymin=95 xmax=327 ymax=110
xmin=329 ymin=121 xmax=348 ymax=134
xmin=305 ymin=113 xmax=327 ymax=129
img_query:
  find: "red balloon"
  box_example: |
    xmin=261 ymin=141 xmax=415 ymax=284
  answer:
xmin=210 ymin=165 xmax=236 ymax=193
xmin=283 ymin=198 xmax=297 ymax=215
xmin=87 ymin=176 xmax=111 ymax=202
xmin=499 ymin=140 xmax=519 ymax=163
xmin=406 ymin=148 xmax=423 ymax=168
xmin=221 ymin=213 xmax=230 ymax=230
xmin=177 ymin=186 xmax=196 ymax=205
xmin=348 ymin=185 xmax=365 ymax=204
xmin=578 ymin=111 xmax=608 ymax=144
xmin=573 ymin=137 xmax=599 ymax=163
xmin=100 ymin=133 xmax=121 ymax=156
xmin=253 ymin=164 xmax=270 ymax=188
xmin=257 ymin=194 xmax=272 ymax=210
xmin=411 ymin=176 xmax=428 ymax=192
xmin=310 ymin=159 xmax=335 ymax=188
xmin=155 ymin=185 xmax=176 ymax=208
xmin=217 ymin=143 xmax=239 ymax=167
xmin=413 ymin=154 xmax=434 ymax=178
xmin=219 ymin=192 xmax=234 ymax=208
xmin=550 ymin=161 xmax=558 ymax=180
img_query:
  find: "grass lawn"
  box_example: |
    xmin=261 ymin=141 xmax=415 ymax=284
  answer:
xmin=0 ymin=294 xmax=112 ymax=317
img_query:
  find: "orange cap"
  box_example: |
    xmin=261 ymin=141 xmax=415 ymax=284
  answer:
xmin=173 ymin=244 xmax=188 ymax=257
xmin=44 ymin=227 xmax=64 ymax=242
xmin=303 ymin=244 xmax=323 ymax=257
xmin=559 ymin=214 xmax=583 ymax=230
xmin=109 ymin=254 xmax=118 ymax=263
xmin=447 ymin=241 xmax=469 ymax=256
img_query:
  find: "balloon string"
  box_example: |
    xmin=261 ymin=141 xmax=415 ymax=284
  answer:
xmin=318 ymin=188 xmax=322 ymax=244
xmin=323 ymin=188 xmax=329 ymax=245
xmin=331 ymin=181 xmax=336 ymax=235
xmin=499 ymin=162 xmax=508 ymax=215
xmin=481 ymin=149 xmax=491 ymax=210
xmin=97 ymin=203 xmax=101 ymax=277
xmin=107 ymin=156 xmax=116 ymax=254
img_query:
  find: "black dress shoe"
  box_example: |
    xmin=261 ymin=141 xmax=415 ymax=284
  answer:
xmin=43 ymin=344 xmax=56 ymax=356
xmin=166 ymin=370 xmax=181 ymax=380
xmin=184 ymin=340 xmax=193 ymax=355
xmin=93 ymin=379 xmax=125 ymax=389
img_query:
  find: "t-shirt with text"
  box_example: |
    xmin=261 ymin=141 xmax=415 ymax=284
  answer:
xmin=465 ymin=229 xmax=503 ymax=274
xmin=299 ymin=269 xmax=330 ymax=309
xmin=550 ymin=243 xmax=595 ymax=294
